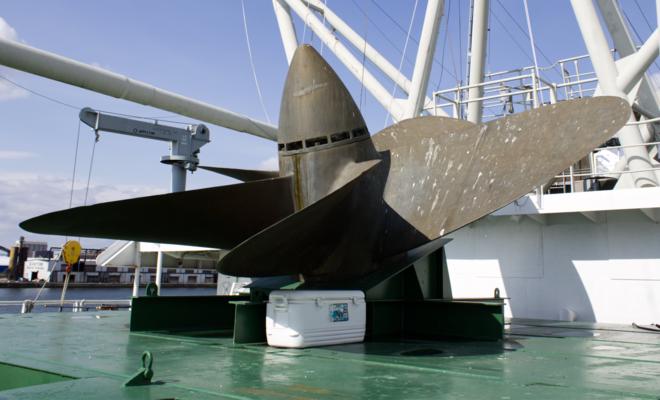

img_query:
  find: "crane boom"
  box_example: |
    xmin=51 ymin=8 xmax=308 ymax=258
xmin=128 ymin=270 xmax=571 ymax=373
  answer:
xmin=79 ymin=108 xmax=210 ymax=192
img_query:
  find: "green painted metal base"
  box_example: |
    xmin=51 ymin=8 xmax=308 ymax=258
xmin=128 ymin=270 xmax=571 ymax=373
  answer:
xmin=130 ymin=295 xmax=246 ymax=333
xmin=1 ymin=312 xmax=659 ymax=399
xmin=231 ymin=301 xmax=267 ymax=344
xmin=129 ymin=249 xmax=503 ymax=343
xmin=0 ymin=363 xmax=73 ymax=391
xmin=130 ymin=294 xmax=503 ymax=344
xmin=130 ymin=295 xmax=266 ymax=344
xmin=362 ymin=248 xmax=504 ymax=341
xmin=367 ymin=299 xmax=504 ymax=341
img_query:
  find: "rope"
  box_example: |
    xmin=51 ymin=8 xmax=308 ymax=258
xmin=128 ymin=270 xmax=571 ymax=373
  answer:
xmin=487 ymin=0 xmax=492 ymax=74
xmin=302 ymin=0 xmax=309 ymax=43
xmin=622 ymin=7 xmax=660 ymax=74
xmin=486 ymin=2 xmax=493 ymax=71
xmin=632 ymin=0 xmax=654 ymax=33
xmin=320 ymin=0 xmax=328 ymax=55
xmin=0 ymin=73 xmax=191 ymax=124
xmin=351 ymin=0 xmax=420 ymax=74
xmin=383 ymin=0 xmax=419 ymax=127
xmin=465 ymin=0 xmax=475 ymax=89
xmin=308 ymin=2 xmax=315 ymax=43
xmin=446 ymin=12 xmax=461 ymax=88
xmin=368 ymin=0 xmax=457 ymax=81
xmin=433 ymin=0 xmax=452 ymax=91
xmin=83 ymin=133 xmax=98 ymax=207
xmin=32 ymin=251 xmax=60 ymax=303
xmin=241 ymin=0 xmax=271 ymax=123
xmin=522 ymin=0 xmax=544 ymax=105
xmin=62 ymin=124 xmax=101 ymax=306
xmin=490 ymin=11 xmax=534 ymax=65
xmin=458 ymin=0 xmax=465 ymax=84
xmin=54 ymin=120 xmax=100 ymax=307
xmin=0 ymin=73 xmax=79 ymax=110
xmin=68 ymin=120 xmax=82 ymax=210
xmin=34 ymin=117 xmax=83 ymax=303
xmin=494 ymin=0 xmax=561 ymax=79
xmin=65 ymin=119 xmax=82 ymax=245
xmin=358 ymin=1 xmax=369 ymax=110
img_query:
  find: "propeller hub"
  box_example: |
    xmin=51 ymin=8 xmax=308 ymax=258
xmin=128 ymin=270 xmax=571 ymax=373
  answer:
xmin=278 ymin=45 xmax=369 ymax=154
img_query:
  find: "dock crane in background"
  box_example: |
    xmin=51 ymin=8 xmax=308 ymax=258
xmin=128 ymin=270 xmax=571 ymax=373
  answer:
xmin=78 ymin=108 xmax=211 ymax=296
xmin=79 ymin=108 xmax=210 ymax=193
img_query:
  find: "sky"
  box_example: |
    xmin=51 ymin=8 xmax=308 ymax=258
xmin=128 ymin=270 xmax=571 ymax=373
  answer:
xmin=0 ymin=0 xmax=658 ymax=249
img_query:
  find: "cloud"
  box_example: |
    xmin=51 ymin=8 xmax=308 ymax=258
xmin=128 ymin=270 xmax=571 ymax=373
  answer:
xmin=258 ymin=156 xmax=279 ymax=170
xmin=0 ymin=18 xmax=28 ymax=101
xmin=0 ymin=171 xmax=165 ymax=247
xmin=0 ymin=17 xmax=18 ymax=41
xmin=0 ymin=150 xmax=36 ymax=160
xmin=0 ymin=79 xmax=28 ymax=101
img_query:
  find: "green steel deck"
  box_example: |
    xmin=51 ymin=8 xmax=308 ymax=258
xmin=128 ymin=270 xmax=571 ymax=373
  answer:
xmin=0 ymin=311 xmax=659 ymax=399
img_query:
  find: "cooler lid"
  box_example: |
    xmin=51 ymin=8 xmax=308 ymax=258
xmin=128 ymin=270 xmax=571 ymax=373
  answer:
xmin=269 ymin=290 xmax=364 ymax=302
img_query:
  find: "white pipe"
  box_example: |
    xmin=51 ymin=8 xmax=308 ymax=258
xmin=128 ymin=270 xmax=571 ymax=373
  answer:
xmin=303 ymin=0 xmax=443 ymax=115
xmin=596 ymin=0 xmax=639 ymax=56
xmin=273 ymin=0 xmax=299 ymax=64
xmin=0 ymin=38 xmax=278 ymax=141
xmin=627 ymin=117 xmax=660 ymax=125
xmin=601 ymin=1 xmax=660 ymax=115
xmin=132 ymin=242 xmax=141 ymax=298
xmin=571 ymin=0 xmax=658 ymax=188
xmin=155 ymin=247 xmax=163 ymax=296
xmin=466 ymin=0 xmax=489 ymax=123
xmin=284 ymin=0 xmax=405 ymax=120
xmin=597 ymin=0 xmax=660 ymax=114
xmin=403 ymin=0 xmax=444 ymax=119
xmin=616 ymin=29 xmax=660 ymax=95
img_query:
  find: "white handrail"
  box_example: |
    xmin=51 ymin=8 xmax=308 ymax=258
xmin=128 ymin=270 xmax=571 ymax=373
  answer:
xmin=0 ymin=299 xmax=132 ymax=314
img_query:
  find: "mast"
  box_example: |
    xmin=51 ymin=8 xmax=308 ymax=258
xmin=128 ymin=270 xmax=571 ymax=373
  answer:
xmin=571 ymin=0 xmax=658 ymax=188
xmin=465 ymin=0 xmax=489 ymax=124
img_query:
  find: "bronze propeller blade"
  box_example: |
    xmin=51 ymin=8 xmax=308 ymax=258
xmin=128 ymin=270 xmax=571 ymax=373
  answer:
xmin=218 ymin=159 xmax=382 ymax=278
xmin=375 ymin=97 xmax=631 ymax=240
xmin=20 ymin=176 xmax=295 ymax=249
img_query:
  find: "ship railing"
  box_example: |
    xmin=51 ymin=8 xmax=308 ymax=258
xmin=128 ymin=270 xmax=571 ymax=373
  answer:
xmin=535 ymin=137 xmax=660 ymax=206
xmin=430 ymin=72 xmax=601 ymax=121
xmin=428 ymin=51 xmax=617 ymax=121
xmin=0 ymin=299 xmax=132 ymax=314
xmin=431 ymin=72 xmax=541 ymax=119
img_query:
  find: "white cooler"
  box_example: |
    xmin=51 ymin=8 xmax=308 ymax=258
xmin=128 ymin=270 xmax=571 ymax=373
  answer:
xmin=266 ymin=290 xmax=366 ymax=348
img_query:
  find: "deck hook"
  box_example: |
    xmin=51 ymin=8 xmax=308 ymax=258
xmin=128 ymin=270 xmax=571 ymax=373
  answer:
xmin=123 ymin=351 xmax=154 ymax=386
